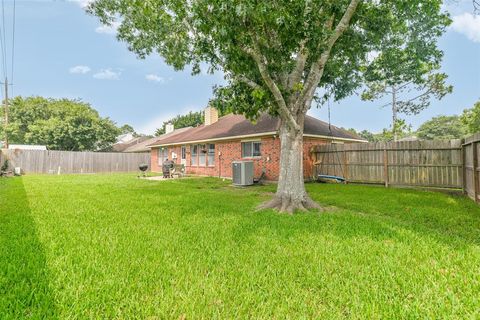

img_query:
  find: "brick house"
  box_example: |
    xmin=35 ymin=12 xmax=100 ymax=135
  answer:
xmin=147 ymin=107 xmax=365 ymax=181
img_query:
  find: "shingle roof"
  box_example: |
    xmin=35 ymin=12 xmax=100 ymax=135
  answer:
xmin=126 ymin=127 xmax=193 ymax=152
xmin=147 ymin=113 xmax=364 ymax=147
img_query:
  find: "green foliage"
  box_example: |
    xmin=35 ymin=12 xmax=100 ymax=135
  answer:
xmin=461 ymin=101 xmax=480 ymax=135
xmin=0 ymin=160 xmax=8 ymax=175
xmin=1 ymin=175 xmax=479 ymax=318
xmin=417 ymin=115 xmax=466 ymax=140
xmin=119 ymin=124 xmax=137 ymax=136
xmin=155 ymin=111 xmax=204 ymax=136
xmin=348 ymin=120 xmax=413 ymax=142
xmin=360 ymin=5 xmax=452 ymax=135
xmin=357 ymin=129 xmax=376 ymax=142
xmin=4 ymin=96 xmax=121 ymax=151
xmin=88 ymin=0 xmax=450 ymax=120
xmin=378 ymin=119 xmax=413 ymax=141
xmin=155 ymin=109 xmax=231 ymax=135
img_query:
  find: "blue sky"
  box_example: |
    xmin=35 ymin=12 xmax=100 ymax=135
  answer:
xmin=2 ymin=0 xmax=479 ymax=135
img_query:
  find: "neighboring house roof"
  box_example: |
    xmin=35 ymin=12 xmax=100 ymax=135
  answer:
xmin=116 ymin=133 xmax=135 ymax=144
xmin=397 ymin=136 xmax=419 ymax=142
xmin=112 ymin=136 xmax=150 ymax=152
xmin=8 ymin=144 xmax=48 ymax=150
xmin=122 ymin=127 xmax=192 ymax=153
xmin=148 ymin=113 xmax=365 ymax=147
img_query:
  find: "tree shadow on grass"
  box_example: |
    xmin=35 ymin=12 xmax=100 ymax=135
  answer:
xmin=0 ymin=177 xmax=58 ymax=319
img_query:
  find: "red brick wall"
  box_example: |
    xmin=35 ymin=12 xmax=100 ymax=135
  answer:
xmin=151 ymin=135 xmax=329 ymax=180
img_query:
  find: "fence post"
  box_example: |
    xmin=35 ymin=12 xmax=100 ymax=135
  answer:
xmin=461 ymin=139 xmax=466 ymax=195
xmin=473 ymin=141 xmax=479 ymax=203
xmin=343 ymin=150 xmax=348 ymax=182
xmin=383 ymin=147 xmax=389 ymax=188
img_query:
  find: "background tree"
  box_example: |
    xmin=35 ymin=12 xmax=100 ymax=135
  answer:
xmin=155 ymin=109 xmax=232 ymax=135
xmin=119 ymin=124 xmax=138 ymax=136
xmin=461 ymin=101 xmax=480 ymax=134
xmin=4 ymin=96 xmax=120 ymax=151
xmin=373 ymin=119 xmax=413 ymax=142
xmin=361 ymin=24 xmax=453 ymax=141
xmin=89 ymin=0 xmax=450 ymax=213
xmin=155 ymin=111 xmax=204 ymax=136
xmin=416 ymin=115 xmax=466 ymax=140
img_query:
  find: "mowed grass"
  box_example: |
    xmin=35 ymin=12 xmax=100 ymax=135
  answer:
xmin=1 ymin=174 xmax=479 ymax=319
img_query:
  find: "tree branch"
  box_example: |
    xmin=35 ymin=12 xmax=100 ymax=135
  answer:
xmin=299 ymin=0 xmax=361 ymax=112
xmin=235 ymin=75 xmax=262 ymax=90
xmin=287 ymin=0 xmax=312 ymax=92
xmin=244 ymin=45 xmax=301 ymax=132
xmin=287 ymin=39 xmax=308 ymax=90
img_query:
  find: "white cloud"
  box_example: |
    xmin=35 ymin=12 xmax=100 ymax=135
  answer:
xmin=145 ymin=74 xmax=165 ymax=83
xmin=451 ymin=12 xmax=480 ymax=43
xmin=69 ymin=65 xmax=91 ymax=74
xmin=95 ymin=21 xmax=121 ymax=35
xmin=93 ymin=68 xmax=121 ymax=80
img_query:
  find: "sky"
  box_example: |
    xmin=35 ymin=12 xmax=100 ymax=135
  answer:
xmin=1 ymin=0 xmax=479 ymax=135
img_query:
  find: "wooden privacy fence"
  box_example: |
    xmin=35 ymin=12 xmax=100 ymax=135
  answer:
xmin=0 ymin=149 xmax=150 ymax=174
xmin=312 ymin=140 xmax=464 ymax=190
xmin=463 ymin=133 xmax=480 ymax=202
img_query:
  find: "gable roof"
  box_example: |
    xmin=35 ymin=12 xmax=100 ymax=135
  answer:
xmin=147 ymin=113 xmax=365 ymax=147
xmin=122 ymin=127 xmax=192 ymax=152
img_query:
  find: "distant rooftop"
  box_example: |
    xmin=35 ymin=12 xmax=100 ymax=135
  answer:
xmin=8 ymin=144 xmax=48 ymax=150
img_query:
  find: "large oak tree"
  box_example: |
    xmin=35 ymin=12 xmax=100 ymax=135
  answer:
xmin=88 ymin=0 xmax=450 ymax=213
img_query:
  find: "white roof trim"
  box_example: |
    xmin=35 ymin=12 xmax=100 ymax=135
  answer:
xmin=148 ymin=131 xmax=366 ymax=148
xmin=303 ymin=134 xmax=367 ymax=143
xmin=148 ymin=132 xmax=278 ymax=148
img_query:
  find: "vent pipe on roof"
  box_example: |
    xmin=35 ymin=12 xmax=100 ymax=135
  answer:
xmin=204 ymin=106 xmax=219 ymax=126
xmin=165 ymin=123 xmax=174 ymax=134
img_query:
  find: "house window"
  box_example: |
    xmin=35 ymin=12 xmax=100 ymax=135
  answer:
xmin=181 ymin=146 xmax=186 ymax=160
xmin=207 ymin=144 xmax=215 ymax=166
xmin=242 ymin=141 xmax=261 ymax=158
xmin=198 ymin=144 xmax=206 ymax=166
xmin=191 ymin=145 xmax=198 ymax=166
xmin=158 ymin=147 xmax=169 ymax=165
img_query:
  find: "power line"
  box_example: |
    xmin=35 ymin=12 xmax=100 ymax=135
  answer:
xmin=10 ymin=0 xmax=15 ymax=96
xmin=0 ymin=3 xmax=5 ymax=80
xmin=0 ymin=0 xmax=16 ymax=148
xmin=1 ymin=0 xmax=7 ymax=80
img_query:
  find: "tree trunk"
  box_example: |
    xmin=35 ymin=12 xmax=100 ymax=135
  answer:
xmin=258 ymin=115 xmax=322 ymax=214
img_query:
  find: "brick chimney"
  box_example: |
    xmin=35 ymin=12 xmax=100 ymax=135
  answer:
xmin=165 ymin=123 xmax=174 ymax=134
xmin=204 ymin=106 xmax=219 ymax=126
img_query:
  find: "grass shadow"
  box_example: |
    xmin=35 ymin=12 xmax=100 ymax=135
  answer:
xmin=0 ymin=177 xmax=58 ymax=319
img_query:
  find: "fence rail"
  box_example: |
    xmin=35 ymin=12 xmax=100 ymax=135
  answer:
xmin=312 ymin=140 xmax=464 ymax=190
xmin=0 ymin=149 xmax=150 ymax=174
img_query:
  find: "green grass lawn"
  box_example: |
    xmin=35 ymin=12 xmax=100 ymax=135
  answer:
xmin=1 ymin=174 xmax=479 ymax=319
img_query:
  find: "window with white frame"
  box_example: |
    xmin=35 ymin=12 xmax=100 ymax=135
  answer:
xmin=207 ymin=144 xmax=215 ymax=166
xmin=198 ymin=144 xmax=206 ymax=166
xmin=241 ymin=141 xmax=261 ymax=158
xmin=191 ymin=145 xmax=198 ymax=166
xmin=181 ymin=146 xmax=186 ymax=160
xmin=158 ymin=147 xmax=169 ymax=165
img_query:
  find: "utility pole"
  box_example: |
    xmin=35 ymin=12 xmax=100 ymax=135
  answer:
xmin=3 ymin=78 xmax=8 ymax=149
